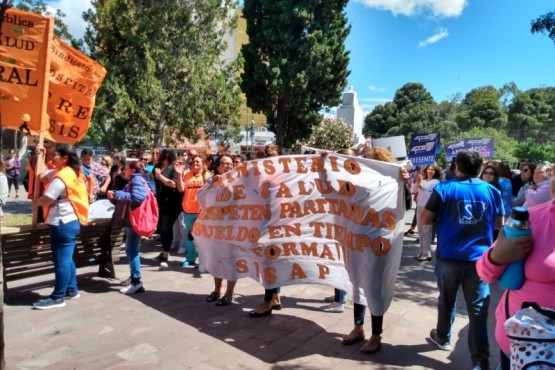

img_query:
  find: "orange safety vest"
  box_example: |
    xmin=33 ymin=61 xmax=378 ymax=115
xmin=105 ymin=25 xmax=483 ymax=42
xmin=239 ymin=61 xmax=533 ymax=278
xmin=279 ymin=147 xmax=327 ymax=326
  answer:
xmin=45 ymin=166 xmax=90 ymax=226
xmin=181 ymin=171 xmax=211 ymax=214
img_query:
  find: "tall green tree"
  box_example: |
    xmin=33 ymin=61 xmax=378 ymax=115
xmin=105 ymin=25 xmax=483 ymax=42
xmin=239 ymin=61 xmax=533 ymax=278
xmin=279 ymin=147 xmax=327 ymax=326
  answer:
xmin=507 ymin=87 xmax=555 ymax=143
xmin=363 ymin=83 xmax=440 ymax=138
xmin=84 ymin=0 xmax=242 ymax=148
xmin=437 ymin=93 xmax=462 ymax=142
xmin=456 ymin=85 xmax=507 ymax=131
xmin=363 ymin=101 xmax=396 ymax=137
xmin=241 ymin=0 xmax=351 ymax=149
xmin=531 ymin=10 xmax=555 ymax=44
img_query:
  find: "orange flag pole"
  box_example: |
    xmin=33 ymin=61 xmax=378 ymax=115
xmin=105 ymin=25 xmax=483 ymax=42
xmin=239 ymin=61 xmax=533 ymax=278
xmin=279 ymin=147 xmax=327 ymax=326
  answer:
xmin=31 ymin=17 xmax=54 ymax=228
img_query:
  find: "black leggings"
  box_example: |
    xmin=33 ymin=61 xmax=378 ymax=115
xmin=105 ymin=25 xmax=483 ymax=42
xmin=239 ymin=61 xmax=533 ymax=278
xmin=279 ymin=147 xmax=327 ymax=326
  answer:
xmin=499 ymin=350 xmax=510 ymax=370
xmin=354 ymin=303 xmax=383 ymax=335
xmin=7 ymin=175 xmax=19 ymax=192
xmin=263 ymin=287 xmax=281 ymax=301
xmin=158 ymin=213 xmax=180 ymax=253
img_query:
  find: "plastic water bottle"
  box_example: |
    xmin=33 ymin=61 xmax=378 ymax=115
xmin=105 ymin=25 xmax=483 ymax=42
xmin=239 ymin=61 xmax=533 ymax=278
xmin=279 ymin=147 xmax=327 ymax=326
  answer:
xmin=497 ymin=207 xmax=530 ymax=290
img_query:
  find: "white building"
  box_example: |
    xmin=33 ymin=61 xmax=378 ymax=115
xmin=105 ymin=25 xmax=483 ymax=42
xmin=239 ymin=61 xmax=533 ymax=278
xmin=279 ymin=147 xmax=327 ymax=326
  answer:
xmin=336 ymin=86 xmax=365 ymax=144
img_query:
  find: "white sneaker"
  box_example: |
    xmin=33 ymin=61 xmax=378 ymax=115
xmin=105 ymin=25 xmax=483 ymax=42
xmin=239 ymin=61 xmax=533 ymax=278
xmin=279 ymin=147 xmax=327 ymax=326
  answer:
xmin=120 ymin=282 xmax=145 ymax=294
xmin=160 ymin=261 xmax=168 ymax=268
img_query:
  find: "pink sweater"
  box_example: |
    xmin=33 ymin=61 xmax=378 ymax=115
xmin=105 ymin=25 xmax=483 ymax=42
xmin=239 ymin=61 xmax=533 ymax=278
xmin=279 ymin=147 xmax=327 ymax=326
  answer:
xmin=476 ymin=200 xmax=555 ymax=353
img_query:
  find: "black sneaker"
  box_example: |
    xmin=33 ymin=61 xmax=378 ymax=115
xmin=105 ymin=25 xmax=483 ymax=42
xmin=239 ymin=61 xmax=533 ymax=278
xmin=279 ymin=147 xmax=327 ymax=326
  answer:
xmin=154 ymin=253 xmax=169 ymax=268
xmin=429 ymin=329 xmax=451 ymax=351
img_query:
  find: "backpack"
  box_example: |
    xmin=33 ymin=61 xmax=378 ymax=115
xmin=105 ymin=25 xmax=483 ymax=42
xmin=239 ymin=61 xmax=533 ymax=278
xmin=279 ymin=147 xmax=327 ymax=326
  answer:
xmin=129 ymin=177 xmax=159 ymax=237
xmin=504 ymin=302 xmax=555 ymax=370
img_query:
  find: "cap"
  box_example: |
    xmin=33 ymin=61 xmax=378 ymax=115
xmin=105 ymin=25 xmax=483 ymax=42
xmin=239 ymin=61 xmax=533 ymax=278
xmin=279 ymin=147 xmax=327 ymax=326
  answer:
xmin=510 ymin=206 xmax=529 ymax=222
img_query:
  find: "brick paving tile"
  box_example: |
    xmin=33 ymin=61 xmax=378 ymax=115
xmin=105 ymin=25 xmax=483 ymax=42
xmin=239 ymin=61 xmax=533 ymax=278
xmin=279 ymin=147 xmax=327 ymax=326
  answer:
xmin=3 ymin=207 xmax=504 ymax=369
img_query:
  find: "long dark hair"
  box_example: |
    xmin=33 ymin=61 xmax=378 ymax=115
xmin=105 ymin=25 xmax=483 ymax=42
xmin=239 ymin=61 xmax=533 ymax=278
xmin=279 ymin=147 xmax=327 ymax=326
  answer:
xmin=157 ymin=148 xmax=176 ymax=166
xmin=127 ymin=159 xmax=146 ymax=175
xmin=56 ymin=144 xmax=81 ymax=176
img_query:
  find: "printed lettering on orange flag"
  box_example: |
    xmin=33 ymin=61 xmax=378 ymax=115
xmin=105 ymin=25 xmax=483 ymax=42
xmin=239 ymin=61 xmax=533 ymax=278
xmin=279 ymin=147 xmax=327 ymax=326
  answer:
xmin=45 ymin=37 xmax=107 ymax=143
xmin=0 ymin=9 xmax=53 ymax=132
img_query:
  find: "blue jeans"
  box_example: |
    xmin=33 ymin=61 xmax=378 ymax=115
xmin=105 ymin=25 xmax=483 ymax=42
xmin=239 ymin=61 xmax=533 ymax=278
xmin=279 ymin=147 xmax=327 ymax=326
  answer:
xmin=125 ymin=226 xmax=142 ymax=284
xmin=334 ymin=288 xmax=346 ymax=303
xmin=182 ymin=213 xmax=198 ymax=263
xmin=435 ymin=258 xmax=490 ymax=366
xmin=353 ymin=303 xmax=383 ymax=335
xmin=49 ymin=220 xmax=81 ymax=299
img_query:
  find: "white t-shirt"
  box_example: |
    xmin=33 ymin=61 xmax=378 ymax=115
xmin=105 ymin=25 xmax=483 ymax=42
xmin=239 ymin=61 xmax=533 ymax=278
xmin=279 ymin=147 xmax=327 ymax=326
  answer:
xmin=43 ymin=170 xmax=78 ymax=226
xmin=416 ymin=179 xmax=440 ymax=207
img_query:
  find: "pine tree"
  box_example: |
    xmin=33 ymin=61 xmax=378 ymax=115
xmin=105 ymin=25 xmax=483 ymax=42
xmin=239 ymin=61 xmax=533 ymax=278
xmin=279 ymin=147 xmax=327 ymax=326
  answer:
xmin=83 ymin=0 xmax=242 ymax=148
xmin=241 ymin=0 xmax=350 ymax=149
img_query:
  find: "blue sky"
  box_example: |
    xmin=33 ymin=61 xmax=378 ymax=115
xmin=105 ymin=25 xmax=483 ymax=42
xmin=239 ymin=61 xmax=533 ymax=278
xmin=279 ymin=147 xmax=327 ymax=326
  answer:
xmin=345 ymin=0 xmax=555 ymax=111
xmin=53 ymin=0 xmax=555 ymax=113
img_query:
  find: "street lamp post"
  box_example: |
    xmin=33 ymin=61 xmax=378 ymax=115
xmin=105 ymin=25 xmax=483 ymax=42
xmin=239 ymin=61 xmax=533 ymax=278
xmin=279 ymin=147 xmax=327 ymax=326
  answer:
xmin=250 ymin=119 xmax=255 ymax=154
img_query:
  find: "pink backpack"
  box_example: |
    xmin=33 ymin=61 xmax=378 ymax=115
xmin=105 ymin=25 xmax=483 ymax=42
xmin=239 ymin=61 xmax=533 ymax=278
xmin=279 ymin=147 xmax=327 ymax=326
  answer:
xmin=129 ymin=177 xmax=159 ymax=237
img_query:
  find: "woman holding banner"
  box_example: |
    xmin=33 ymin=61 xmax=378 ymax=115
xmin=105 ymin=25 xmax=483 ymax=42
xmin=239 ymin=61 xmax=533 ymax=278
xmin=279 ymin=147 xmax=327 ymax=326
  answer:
xmin=341 ymin=146 xmax=409 ymax=354
xmin=32 ymin=144 xmax=89 ymax=310
xmin=249 ymin=145 xmax=283 ymax=317
xmin=204 ymin=154 xmax=240 ymax=306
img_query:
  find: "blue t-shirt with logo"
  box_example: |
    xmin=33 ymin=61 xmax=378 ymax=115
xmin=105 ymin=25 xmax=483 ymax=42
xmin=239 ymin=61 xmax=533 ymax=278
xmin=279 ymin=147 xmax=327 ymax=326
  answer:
xmin=425 ymin=178 xmax=504 ymax=262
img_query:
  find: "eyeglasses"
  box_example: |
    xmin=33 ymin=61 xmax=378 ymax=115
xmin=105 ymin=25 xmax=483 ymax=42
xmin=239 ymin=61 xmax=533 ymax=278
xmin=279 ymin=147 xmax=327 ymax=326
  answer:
xmin=140 ymin=158 xmax=148 ymax=161
xmin=483 ymin=171 xmax=495 ymax=175
xmin=221 ymin=162 xmax=233 ymax=166
xmin=522 ymin=168 xmax=529 ymax=173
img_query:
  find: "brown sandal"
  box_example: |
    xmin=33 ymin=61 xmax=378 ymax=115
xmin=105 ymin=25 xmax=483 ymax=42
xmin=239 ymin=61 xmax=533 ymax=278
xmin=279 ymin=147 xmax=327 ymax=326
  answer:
xmin=342 ymin=330 xmax=365 ymax=345
xmin=360 ymin=336 xmax=382 ymax=354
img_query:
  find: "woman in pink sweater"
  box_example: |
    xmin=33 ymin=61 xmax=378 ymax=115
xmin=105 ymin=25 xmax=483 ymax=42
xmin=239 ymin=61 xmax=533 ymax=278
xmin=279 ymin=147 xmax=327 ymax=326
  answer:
xmin=476 ymin=176 xmax=555 ymax=370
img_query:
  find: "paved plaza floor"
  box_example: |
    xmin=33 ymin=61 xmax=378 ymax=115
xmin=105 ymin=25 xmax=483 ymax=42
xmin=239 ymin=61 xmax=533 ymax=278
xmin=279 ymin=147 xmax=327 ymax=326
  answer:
xmin=2 ymin=195 xmax=502 ymax=369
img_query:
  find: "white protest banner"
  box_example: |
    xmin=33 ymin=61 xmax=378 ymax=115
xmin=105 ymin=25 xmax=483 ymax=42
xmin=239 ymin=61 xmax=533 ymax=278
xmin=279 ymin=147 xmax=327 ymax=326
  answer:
xmin=194 ymin=154 xmax=405 ymax=315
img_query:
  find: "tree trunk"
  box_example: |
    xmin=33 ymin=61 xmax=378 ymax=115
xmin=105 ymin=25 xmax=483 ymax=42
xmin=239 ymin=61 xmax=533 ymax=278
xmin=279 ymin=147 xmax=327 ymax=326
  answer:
xmin=275 ymin=99 xmax=288 ymax=149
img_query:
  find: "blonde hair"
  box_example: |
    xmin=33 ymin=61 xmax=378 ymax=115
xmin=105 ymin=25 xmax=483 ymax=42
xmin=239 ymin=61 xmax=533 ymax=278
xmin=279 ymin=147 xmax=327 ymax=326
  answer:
xmin=336 ymin=148 xmax=356 ymax=156
xmin=101 ymin=155 xmax=113 ymax=168
xmin=364 ymin=147 xmax=396 ymax=163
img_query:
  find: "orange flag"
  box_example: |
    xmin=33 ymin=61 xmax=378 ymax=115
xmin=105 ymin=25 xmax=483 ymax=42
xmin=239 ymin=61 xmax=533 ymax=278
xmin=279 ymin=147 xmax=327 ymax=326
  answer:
xmin=0 ymin=8 xmax=53 ymax=132
xmin=45 ymin=37 xmax=107 ymax=143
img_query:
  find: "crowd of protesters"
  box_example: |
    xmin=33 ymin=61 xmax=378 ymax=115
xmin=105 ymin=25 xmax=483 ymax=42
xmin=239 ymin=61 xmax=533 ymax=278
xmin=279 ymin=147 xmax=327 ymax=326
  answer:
xmin=2 ymin=141 xmax=554 ymax=370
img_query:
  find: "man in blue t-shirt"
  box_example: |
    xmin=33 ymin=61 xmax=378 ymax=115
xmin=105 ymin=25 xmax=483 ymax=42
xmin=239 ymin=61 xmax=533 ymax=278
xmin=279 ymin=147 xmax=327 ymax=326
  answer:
xmin=421 ymin=150 xmax=504 ymax=370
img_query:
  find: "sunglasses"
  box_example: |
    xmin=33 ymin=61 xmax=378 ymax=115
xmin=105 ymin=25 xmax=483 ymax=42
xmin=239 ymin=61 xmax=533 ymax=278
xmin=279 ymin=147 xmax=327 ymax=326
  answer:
xmin=522 ymin=168 xmax=530 ymax=173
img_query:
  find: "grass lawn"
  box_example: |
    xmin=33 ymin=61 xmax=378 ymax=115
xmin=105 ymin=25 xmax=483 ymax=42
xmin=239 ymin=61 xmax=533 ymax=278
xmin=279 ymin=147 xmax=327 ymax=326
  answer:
xmin=2 ymin=213 xmax=32 ymax=227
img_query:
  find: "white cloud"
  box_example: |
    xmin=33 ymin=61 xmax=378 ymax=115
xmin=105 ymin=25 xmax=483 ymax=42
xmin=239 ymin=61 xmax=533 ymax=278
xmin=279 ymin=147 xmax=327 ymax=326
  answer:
xmin=368 ymin=84 xmax=387 ymax=92
xmin=359 ymin=97 xmax=392 ymax=104
xmin=355 ymin=0 xmax=467 ymax=18
xmin=359 ymin=97 xmax=393 ymax=112
xmin=52 ymin=0 xmax=92 ymax=39
xmin=419 ymin=28 xmax=449 ymax=47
